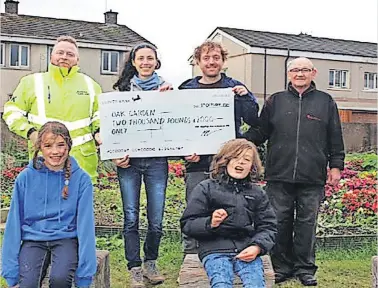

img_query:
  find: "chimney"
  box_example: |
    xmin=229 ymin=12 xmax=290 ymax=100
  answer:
xmin=104 ymin=9 xmax=118 ymax=24
xmin=4 ymin=0 xmax=19 ymax=14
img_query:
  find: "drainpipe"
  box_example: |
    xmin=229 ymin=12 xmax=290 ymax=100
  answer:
xmin=229 ymin=51 xmax=267 ymax=102
xmin=263 ymin=48 xmax=267 ymax=103
xmin=284 ymin=49 xmax=290 ymax=89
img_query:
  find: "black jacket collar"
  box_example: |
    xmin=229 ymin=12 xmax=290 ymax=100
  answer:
xmin=288 ymin=81 xmax=316 ymax=97
xmin=218 ymin=173 xmax=252 ymax=190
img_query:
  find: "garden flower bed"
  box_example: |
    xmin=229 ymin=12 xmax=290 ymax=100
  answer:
xmin=1 ymin=153 xmax=377 ymax=239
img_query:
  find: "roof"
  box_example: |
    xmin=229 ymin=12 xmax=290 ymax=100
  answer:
xmin=216 ymin=27 xmax=377 ymax=58
xmin=0 ymin=13 xmax=153 ymax=47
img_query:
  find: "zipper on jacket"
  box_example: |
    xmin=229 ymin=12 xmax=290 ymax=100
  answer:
xmin=47 ymin=86 xmax=51 ymax=103
xmin=232 ymin=239 xmax=238 ymax=253
xmin=234 ymin=182 xmax=240 ymax=194
xmin=292 ymin=94 xmax=302 ymax=180
xmin=231 ymin=182 xmax=242 ymax=253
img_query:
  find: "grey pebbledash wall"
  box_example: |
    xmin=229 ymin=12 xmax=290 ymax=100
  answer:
xmin=342 ymin=123 xmax=377 ymax=153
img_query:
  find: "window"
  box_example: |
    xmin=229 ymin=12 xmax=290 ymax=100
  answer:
xmin=329 ymin=69 xmax=349 ymax=88
xmin=364 ymin=72 xmax=377 ymax=90
xmin=47 ymin=46 xmax=53 ymax=60
xmin=0 ymin=43 xmax=4 ymax=66
xmin=46 ymin=46 xmax=53 ymax=70
xmin=9 ymin=44 xmax=30 ymax=68
xmin=101 ymin=51 xmax=119 ymax=74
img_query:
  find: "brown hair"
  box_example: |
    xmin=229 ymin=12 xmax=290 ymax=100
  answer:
xmin=210 ymin=139 xmax=263 ymax=181
xmin=32 ymin=121 xmax=73 ymax=200
xmin=193 ymin=40 xmax=228 ymax=62
xmin=55 ymin=35 xmax=78 ymax=48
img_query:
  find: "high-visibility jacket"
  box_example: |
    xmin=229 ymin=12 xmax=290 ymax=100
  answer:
xmin=2 ymin=63 xmax=101 ymax=182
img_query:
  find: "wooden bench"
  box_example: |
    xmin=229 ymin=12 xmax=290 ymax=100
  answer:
xmin=41 ymin=250 xmax=110 ymax=288
xmin=178 ymin=254 xmax=275 ymax=287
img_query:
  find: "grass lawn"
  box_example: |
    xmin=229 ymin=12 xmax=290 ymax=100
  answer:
xmin=105 ymin=237 xmax=376 ymax=288
xmin=1 ymin=236 xmax=374 ymax=287
xmin=278 ymin=259 xmax=372 ymax=287
xmin=102 ymin=235 xmax=183 ymax=288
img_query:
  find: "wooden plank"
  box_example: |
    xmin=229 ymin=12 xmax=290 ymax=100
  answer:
xmin=179 ymin=254 xmax=274 ymax=287
xmin=41 ymin=250 xmax=110 ymax=288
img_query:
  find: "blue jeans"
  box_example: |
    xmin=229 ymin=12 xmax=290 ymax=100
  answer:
xmin=117 ymin=157 xmax=168 ymax=270
xmin=18 ymin=238 xmax=78 ymax=288
xmin=202 ymin=253 xmax=265 ymax=288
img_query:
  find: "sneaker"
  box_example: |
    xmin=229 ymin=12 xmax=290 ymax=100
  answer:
xmin=142 ymin=260 xmax=165 ymax=284
xmin=130 ymin=267 xmax=145 ymax=288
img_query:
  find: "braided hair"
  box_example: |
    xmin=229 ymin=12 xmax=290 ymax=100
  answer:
xmin=32 ymin=121 xmax=72 ymax=200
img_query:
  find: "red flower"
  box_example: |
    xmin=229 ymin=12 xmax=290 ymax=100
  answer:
xmin=372 ymin=200 xmax=378 ymax=213
xmin=168 ymin=162 xmax=185 ymax=178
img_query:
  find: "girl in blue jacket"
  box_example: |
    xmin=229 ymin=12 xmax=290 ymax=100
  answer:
xmin=1 ymin=121 xmax=97 ymax=288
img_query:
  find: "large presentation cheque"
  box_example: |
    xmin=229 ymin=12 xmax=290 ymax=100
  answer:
xmin=99 ymin=88 xmax=235 ymax=160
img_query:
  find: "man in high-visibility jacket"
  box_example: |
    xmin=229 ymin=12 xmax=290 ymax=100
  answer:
xmin=3 ymin=35 xmax=102 ymax=182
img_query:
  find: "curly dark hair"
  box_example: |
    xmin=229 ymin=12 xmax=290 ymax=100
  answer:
xmin=113 ymin=42 xmax=161 ymax=91
xmin=193 ymin=40 xmax=228 ymax=62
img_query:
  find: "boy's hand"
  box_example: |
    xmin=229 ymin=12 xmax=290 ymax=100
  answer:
xmin=235 ymin=245 xmax=261 ymax=262
xmin=211 ymin=209 xmax=228 ymax=228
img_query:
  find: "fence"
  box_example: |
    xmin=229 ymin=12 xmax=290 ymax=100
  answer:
xmin=95 ymin=226 xmax=376 ymax=250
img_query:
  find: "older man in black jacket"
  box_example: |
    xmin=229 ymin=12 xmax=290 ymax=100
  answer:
xmin=246 ymin=57 xmax=345 ymax=286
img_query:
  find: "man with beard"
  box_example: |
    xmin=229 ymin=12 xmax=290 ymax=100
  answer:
xmin=178 ymin=40 xmax=259 ymax=254
xmin=246 ymin=57 xmax=345 ymax=286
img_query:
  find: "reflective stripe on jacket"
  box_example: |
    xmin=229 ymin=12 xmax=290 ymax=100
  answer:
xmin=2 ymin=63 xmax=102 ymax=181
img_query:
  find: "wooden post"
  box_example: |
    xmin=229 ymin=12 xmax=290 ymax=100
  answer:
xmin=178 ymin=254 xmax=274 ymax=287
xmin=373 ymin=256 xmax=378 ymax=288
xmin=93 ymin=250 xmax=110 ymax=288
xmin=41 ymin=250 xmax=110 ymax=288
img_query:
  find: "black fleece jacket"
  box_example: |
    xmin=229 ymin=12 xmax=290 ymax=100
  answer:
xmin=246 ymin=82 xmax=345 ymax=185
xmin=180 ymin=177 xmax=277 ymax=261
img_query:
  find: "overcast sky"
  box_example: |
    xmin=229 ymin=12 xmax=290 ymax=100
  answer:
xmin=1 ymin=0 xmax=377 ymax=87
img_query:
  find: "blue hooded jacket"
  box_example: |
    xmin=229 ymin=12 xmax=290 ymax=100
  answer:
xmin=178 ymin=73 xmax=259 ymax=172
xmin=1 ymin=156 xmax=97 ymax=287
